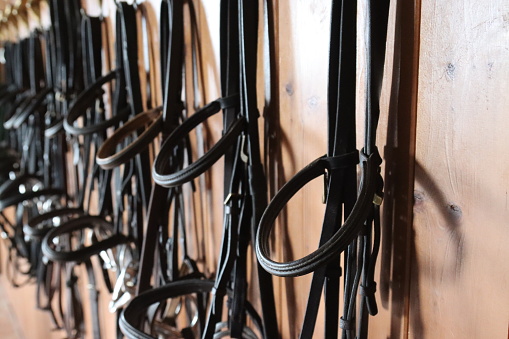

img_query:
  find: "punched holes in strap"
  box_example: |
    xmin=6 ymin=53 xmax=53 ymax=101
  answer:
xmin=255 ymin=148 xmax=383 ymax=277
xmin=152 ymin=95 xmax=242 ymax=188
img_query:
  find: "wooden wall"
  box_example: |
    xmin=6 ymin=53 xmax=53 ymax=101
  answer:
xmin=410 ymin=0 xmax=509 ymax=337
xmin=1 ymin=0 xmax=509 ymax=338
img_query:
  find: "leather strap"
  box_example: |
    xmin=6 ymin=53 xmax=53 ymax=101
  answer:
xmin=95 ymin=2 xmax=167 ymax=170
xmin=152 ymin=96 xmax=243 ymax=188
xmin=41 ymin=215 xmax=130 ymax=263
xmin=64 ymin=70 xmax=130 ymax=136
xmin=37 ymin=8 xmax=124 ymax=339
xmin=256 ymin=151 xmax=381 ymax=275
xmin=136 ymin=2 xmax=163 ymax=111
xmin=143 ymin=2 xmax=279 ymax=337
xmin=3 ymin=87 xmax=52 ymax=130
xmin=84 ymin=258 xmax=102 ymax=339
xmin=255 ymin=0 xmax=390 ymax=337
xmin=136 ymin=0 xmax=187 ymax=295
xmin=96 ymin=107 xmax=163 ymax=170
xmin=120 ymin=279 xmax=262 ymax=339
xmin=0 ymin=174 xmax=42 ymax=200
xmin=24 ymin=207 xmax=84 ymax=239
xmin=116 ymin=1 xmax=152 ymax=214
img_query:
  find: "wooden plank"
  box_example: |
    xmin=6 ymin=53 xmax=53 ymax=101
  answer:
xmin=269 ymin=1 xmax=330 ymax=337
xmin=411 ymin=0 xmax=509 ymax=337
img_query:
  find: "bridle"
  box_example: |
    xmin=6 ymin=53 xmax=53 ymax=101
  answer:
xmin=0 ymin=1 xmax=88 ymax=337
xmin=33 ymin=1 xmax=147 ymax=338
xmin=255 ymin=0 xmax=390 ymax=338
xmin=119 ymin=1 xmax=279 ymax=338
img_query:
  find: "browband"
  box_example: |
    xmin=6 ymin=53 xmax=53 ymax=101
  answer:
xmin=256 ymin=150 xmax=382 ymax=276
xmin=42 ymin=215 xmax=130 ymax=263
xmin=96 ymin=106 xmax=163 ymax=170
xmin=152 ymin=96 xmax=242 ymax=187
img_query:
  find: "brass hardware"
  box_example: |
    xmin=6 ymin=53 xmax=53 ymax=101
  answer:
xmin=373 ymin=194 xmax=383 ymax=206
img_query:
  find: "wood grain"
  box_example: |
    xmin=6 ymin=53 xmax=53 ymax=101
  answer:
xmin=271 ymin=1 xmax=330 ymax=337
xmin=410 ymin=0 xmax=509 ymax=338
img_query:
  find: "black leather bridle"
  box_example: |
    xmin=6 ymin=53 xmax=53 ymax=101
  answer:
xmin=255 ymin=0 xmax=390 ymax=338
xmin=118 ymin=1 xmax=279 ymax=338
xmin=37 ymin=2 xmax=160 ymax=338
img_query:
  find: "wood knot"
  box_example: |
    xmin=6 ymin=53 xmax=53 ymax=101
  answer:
xmin=307 ymin=95 xmax=319 ymax=109
xmin=413 ymin=190 xmax=425 ymax=205
xmin=285 ymin=83 xmax=294 ymax=96
xmin=445 ymin=63 xmax=456 ymax=81
xmin=448 ymin=203 xmax=462 ymax=217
